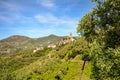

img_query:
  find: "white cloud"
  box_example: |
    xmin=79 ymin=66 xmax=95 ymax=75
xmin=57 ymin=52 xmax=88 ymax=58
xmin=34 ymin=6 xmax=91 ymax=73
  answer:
xmin=0 ymin=1 xmax=25 ymax=23
xmin=35 ymin=13 xmax=79 ymax=27
xmin=34 ymin=13 xmax=79 ymax=36
xmin=0 ymin=13 xmax=28 ymax=23
xmin=37 ymin=0 xmax=56 ymax=8
xmin=35 ymin=13 xmax=56 ymax=23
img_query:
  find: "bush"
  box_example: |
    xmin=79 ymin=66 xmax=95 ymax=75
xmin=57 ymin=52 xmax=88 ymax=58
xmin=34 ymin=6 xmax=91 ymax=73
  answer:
xmin=91 ymin=47 xmax=120 ymax=80
xmin=67 ymin=50 xmax=79 ymax=59
xmin=82 ymin=53 xmax=91 ymax=61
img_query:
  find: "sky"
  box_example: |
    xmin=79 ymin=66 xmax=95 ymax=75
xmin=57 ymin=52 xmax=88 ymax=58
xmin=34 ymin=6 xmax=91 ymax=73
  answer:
xmin=0 ymin=0 xmax=95 ymax=40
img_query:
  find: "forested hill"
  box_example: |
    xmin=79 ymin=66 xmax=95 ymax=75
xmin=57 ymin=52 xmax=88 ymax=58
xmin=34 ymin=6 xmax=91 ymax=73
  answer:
xmin=0 ymin=34 xmax=63 ymax=53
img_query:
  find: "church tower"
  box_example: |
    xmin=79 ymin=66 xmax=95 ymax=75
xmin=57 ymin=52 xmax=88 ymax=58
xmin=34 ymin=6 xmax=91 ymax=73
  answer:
xmin=70 ymin=32 xmax=72 ymax=40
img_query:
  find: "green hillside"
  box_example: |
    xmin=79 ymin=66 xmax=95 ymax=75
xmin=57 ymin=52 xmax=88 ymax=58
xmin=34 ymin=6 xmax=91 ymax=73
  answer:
xmin=0 ymin=35 xmax=31 ymax=49
xmin=24 ymin=34 xmax=63 ymax=48
xmin=0 ymin=0 xmax=119 ymax=80
xmin=0 ymin=38 xmax=91 ymax=80
xmin=0 ymin=34 xmax=63 ymax=54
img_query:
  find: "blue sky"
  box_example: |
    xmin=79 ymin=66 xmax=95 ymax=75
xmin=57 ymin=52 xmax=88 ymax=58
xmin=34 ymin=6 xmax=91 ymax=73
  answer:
xmin=0 ymin=0 xmax=95 ymax=39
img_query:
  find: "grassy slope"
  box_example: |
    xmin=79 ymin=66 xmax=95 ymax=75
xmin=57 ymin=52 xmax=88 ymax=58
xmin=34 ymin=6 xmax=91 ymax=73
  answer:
xmin=0 ymin=39 xmax=91 ymax=80
xmin=6 ymin=55 xmax=91 ymax=80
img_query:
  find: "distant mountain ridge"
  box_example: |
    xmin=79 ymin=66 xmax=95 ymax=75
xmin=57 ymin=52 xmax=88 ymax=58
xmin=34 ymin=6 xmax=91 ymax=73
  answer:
xmin=0 ymin=35 xmax=31 ymax=42
xmin=0 ymin=34 xmax=63 ymax=53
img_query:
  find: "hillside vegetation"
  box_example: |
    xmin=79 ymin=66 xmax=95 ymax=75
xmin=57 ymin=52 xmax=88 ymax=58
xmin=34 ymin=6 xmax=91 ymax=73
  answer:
xmin=0 ymin=34 xmax=63 ymax=53
xmin=0 ymin=0 xmax=120 ymax=80
xmin=0 ymin=38 xmax=91 ymax=80
xmin=77 ymin=0 xmax=120 ymax=80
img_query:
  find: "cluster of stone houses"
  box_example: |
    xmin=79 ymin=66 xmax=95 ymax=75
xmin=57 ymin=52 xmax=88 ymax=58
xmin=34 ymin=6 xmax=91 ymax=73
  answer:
xmin=47 ymin=32 xmax=75 ymax=48
xmin=33 ymin=32 xmax=75 ymax=53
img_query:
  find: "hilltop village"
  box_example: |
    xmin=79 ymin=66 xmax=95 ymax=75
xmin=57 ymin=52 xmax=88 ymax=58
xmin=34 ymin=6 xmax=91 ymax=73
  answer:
xmin=33 ymin=32 xmax=75 ymax=53
xmin=0 ymin=32 xmax=75 ymax=54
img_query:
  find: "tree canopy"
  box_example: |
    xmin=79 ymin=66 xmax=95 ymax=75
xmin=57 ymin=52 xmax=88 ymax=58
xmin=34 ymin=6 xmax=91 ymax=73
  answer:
xmin=77 ymin=0 xmax=120 ymax=79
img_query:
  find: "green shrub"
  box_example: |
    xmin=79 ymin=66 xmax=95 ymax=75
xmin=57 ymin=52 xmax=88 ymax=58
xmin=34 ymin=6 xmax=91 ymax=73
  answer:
xmin=91 ymin=46 xmax=120 ymax=80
